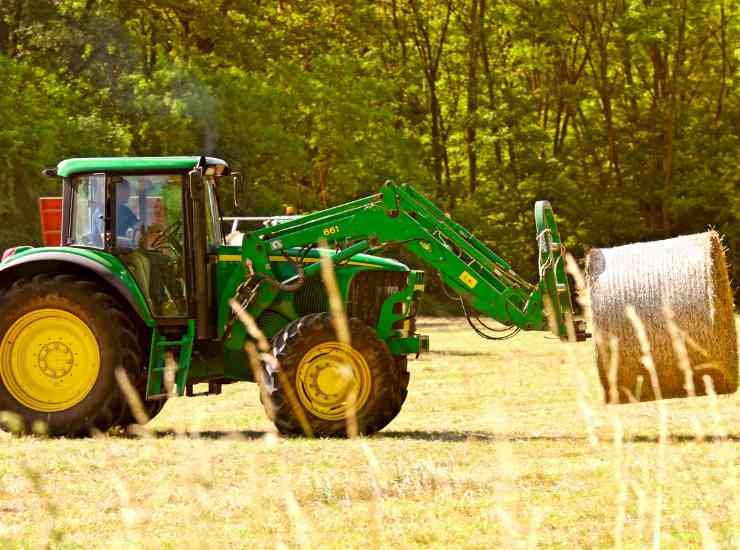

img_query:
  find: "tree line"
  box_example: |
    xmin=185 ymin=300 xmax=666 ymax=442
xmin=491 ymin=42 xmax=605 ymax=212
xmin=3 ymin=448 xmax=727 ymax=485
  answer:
xmin=1 ymin=0 xmax=738 ymax=302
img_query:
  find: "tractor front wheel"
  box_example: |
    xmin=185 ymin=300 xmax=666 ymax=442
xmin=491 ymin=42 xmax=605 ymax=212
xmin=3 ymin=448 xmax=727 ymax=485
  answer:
xmin=0 ymin=274 xmax=141 ymax=436
xmin=263 ymin=313 xmax=409 ymax=437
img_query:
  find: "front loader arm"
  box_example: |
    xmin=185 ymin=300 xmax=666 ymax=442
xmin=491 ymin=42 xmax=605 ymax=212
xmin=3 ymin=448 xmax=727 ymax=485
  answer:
xmin=238 ymin=182 xmax=575 ymax=338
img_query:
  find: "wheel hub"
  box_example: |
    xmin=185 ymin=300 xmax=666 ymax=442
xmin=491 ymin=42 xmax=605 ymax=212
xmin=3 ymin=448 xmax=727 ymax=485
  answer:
xmin=296 ymin=342 xmax=372 ymax=421
xmin=0 ymin=308 xmax=101 ymax=412
xmin=38 ymin=341 xmax=75 ymax=379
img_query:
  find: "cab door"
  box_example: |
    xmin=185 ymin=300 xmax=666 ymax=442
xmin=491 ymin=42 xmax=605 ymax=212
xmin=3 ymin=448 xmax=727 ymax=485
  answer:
xmin=112 ymin=173 xmax=189 ymax=319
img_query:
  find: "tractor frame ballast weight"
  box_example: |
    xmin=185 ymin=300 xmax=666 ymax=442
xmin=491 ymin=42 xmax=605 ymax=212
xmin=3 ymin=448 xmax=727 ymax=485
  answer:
xmin=0 ymin=157 xmax=582 ymax=437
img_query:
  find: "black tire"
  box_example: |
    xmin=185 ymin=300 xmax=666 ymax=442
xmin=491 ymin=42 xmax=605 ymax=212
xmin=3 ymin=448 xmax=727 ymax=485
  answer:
xmin=263 ymin=313 xmax=410 ymax=437
xmin=0 ymin=274 xmax=142 ymax=436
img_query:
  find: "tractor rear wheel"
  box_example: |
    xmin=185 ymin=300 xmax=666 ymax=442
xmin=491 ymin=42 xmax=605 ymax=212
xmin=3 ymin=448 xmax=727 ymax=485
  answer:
xmin=0 ymin=274 xmax=141 ymax=436
xmin=263 ymin=313 xmax=409 ymax=437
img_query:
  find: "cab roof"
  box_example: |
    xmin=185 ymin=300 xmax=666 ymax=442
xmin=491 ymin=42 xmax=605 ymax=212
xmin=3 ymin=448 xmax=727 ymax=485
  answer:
xmin=56 ymin=156 xmax=229 ymax=178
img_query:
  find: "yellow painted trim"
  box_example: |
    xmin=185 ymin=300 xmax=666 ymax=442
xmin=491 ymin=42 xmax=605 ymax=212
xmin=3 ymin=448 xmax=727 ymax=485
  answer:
xmin=218 ymin=255 xmax=242 ymax=262
xmin=459 ymin=270 xmax=478 ymax=289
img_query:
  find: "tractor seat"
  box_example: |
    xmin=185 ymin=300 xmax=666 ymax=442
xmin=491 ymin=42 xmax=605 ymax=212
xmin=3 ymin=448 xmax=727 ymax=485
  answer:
xmin=123 ymin=250 xmax=153 ymax=307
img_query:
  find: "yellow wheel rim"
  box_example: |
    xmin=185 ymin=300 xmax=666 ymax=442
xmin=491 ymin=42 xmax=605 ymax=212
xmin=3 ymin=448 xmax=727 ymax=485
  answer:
xmin=295 ymin=341 xmax=372 ymax=421
xmin=0 ymin=308 xmax=100 ymax=412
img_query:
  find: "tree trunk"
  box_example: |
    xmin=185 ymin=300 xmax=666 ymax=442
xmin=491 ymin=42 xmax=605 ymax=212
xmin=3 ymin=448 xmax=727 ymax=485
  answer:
xmin=409 ymin=0 xmax=452 ymax=196
xmin=465 ymin=0 xmax=480 ymax=194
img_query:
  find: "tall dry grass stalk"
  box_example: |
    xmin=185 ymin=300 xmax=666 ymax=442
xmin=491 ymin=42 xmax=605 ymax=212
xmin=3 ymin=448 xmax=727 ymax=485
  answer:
xmin=702 ymin=375 xmax=727 ymax=439
xmin=564 ymin=254 xmax=599 ymax=446
xmin=483 ymin=402 xmax=531 ymax=549
xmin=318 ymin=241 xmax=350 ymax=346
xmin=283 ymin=480 xmax=313 ymax=550
xmin=360 ymin=441 xmax=384 ymax=549
xmin=605 ymin=336 xmax=629 ymax=550
xmin=113 ymin=368 xmax=150 ymax=438
xmin=230 ymin=297 xmax=313 ymax=437
xmin=625 ymin=306 xmax=667 ymax=550
xmin=663 ymin=306 xmax=707 ymax=441
xmin=230 ymin=259 xmax=367 ymax=547
xmin=569 ymin=254 xmax=683 ymax=549
xmin=317 ymin=239 xmax=360 ymax=437
xmin=318 ymin=240 xmax=384 ymax=547
xmin=228 ymin=295 xmax=315 ymax=547
xmin=695 ymin=512 xmax=718 ymax=550
xmin=21 ymin=463 xmax=63 ymax=548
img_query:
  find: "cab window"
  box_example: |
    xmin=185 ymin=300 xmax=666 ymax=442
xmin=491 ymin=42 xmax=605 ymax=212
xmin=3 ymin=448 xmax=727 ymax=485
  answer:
xmin=69 ymin=173 xmax=106 ymax=247
xmin=204 ymin=176 xmax=223 ymax=250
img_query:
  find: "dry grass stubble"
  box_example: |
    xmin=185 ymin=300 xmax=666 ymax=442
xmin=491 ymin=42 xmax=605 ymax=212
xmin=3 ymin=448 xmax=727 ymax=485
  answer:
xmin=0 ymin=317 xmax=738 ymax=548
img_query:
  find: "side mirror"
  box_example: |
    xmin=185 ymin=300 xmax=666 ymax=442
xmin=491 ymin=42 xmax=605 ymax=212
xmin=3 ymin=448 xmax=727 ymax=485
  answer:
xmin=231 ymin=172 xmax=243 ymax=208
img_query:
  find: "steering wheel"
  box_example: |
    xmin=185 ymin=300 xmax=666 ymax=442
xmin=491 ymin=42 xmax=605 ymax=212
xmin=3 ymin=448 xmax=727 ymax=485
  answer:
xmin=149 ymin=221 xmax=182 ymax=253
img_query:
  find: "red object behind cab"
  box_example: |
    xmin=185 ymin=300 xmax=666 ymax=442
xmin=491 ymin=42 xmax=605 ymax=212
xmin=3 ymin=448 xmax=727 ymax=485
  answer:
xmin=38 ymin=197 xmax=63 ymax=246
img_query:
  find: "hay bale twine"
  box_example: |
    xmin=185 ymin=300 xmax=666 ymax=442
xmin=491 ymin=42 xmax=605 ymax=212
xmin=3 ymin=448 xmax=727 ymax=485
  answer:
xmin=587 ymin=231 xmax=737 ymax=403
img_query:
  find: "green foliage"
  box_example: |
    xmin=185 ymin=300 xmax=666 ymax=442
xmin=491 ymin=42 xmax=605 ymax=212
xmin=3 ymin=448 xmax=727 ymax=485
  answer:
xmin=0 ymin=0 xmax=738 ymax=300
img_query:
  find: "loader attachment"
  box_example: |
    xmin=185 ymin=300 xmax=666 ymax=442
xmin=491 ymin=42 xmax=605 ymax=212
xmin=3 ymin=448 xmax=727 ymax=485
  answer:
xmin=534 ymin=201 xmax=579 ymax=340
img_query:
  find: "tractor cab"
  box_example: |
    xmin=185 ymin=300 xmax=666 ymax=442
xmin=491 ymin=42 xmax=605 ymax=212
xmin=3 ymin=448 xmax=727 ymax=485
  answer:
xmin=58 ymin=157 xmax=229 ymax=324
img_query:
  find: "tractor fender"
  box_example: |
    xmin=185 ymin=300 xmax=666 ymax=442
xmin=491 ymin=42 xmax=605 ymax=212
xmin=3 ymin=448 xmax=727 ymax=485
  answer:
xmin=0 ymin=249 xmax=154 ymax=326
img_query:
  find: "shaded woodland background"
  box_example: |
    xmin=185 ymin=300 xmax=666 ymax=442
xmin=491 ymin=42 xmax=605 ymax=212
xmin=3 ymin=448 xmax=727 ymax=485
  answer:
xmin=1 ymin=0 xmax=738 ymax=302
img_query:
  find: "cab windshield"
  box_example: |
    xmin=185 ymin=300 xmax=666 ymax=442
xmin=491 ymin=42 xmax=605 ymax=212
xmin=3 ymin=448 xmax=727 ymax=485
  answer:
xmin=114 ymin=174 xmax=187 ymax=317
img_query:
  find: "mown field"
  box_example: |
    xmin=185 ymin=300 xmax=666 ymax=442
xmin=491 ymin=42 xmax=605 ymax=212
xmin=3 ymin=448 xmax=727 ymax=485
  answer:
xmin=1 ymin=317 xmax=739 ymax=549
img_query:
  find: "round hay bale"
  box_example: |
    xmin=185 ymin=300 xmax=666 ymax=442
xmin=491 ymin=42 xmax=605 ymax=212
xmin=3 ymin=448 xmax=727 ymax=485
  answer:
xmin=587 ymin=231 xmax=737 ymax=403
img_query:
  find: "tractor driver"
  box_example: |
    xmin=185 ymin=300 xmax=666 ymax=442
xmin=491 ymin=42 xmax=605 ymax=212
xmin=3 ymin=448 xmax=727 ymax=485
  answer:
xmin=115 ymin=177 xmax=140 ymax=238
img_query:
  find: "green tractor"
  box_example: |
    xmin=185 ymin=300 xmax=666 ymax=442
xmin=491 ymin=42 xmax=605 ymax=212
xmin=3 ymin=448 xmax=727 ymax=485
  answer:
xmin=0 ymin=156 xmax=580 ymax=437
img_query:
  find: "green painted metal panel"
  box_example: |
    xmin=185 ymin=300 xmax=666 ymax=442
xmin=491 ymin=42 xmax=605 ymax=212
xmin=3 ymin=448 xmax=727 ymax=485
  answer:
xmin=215 ymin=243 xmax=410 ymax=347
xmin=387 ymin=335 xmax=425 ymax=355
xmin=376 ymin=270 xmax=423 ymax=340
xmin=187 ymin=346 xmax=253 ymax=384
xmin=3 ymin=246 xmax=154 ymax=325
xmin=56 ymin=156 xmax=228 ymax=177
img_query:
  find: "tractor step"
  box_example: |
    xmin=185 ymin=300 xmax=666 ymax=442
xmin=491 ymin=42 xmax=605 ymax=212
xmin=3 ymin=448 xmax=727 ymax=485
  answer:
xmin=145 ymin=320 xmax=196 ymax=399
